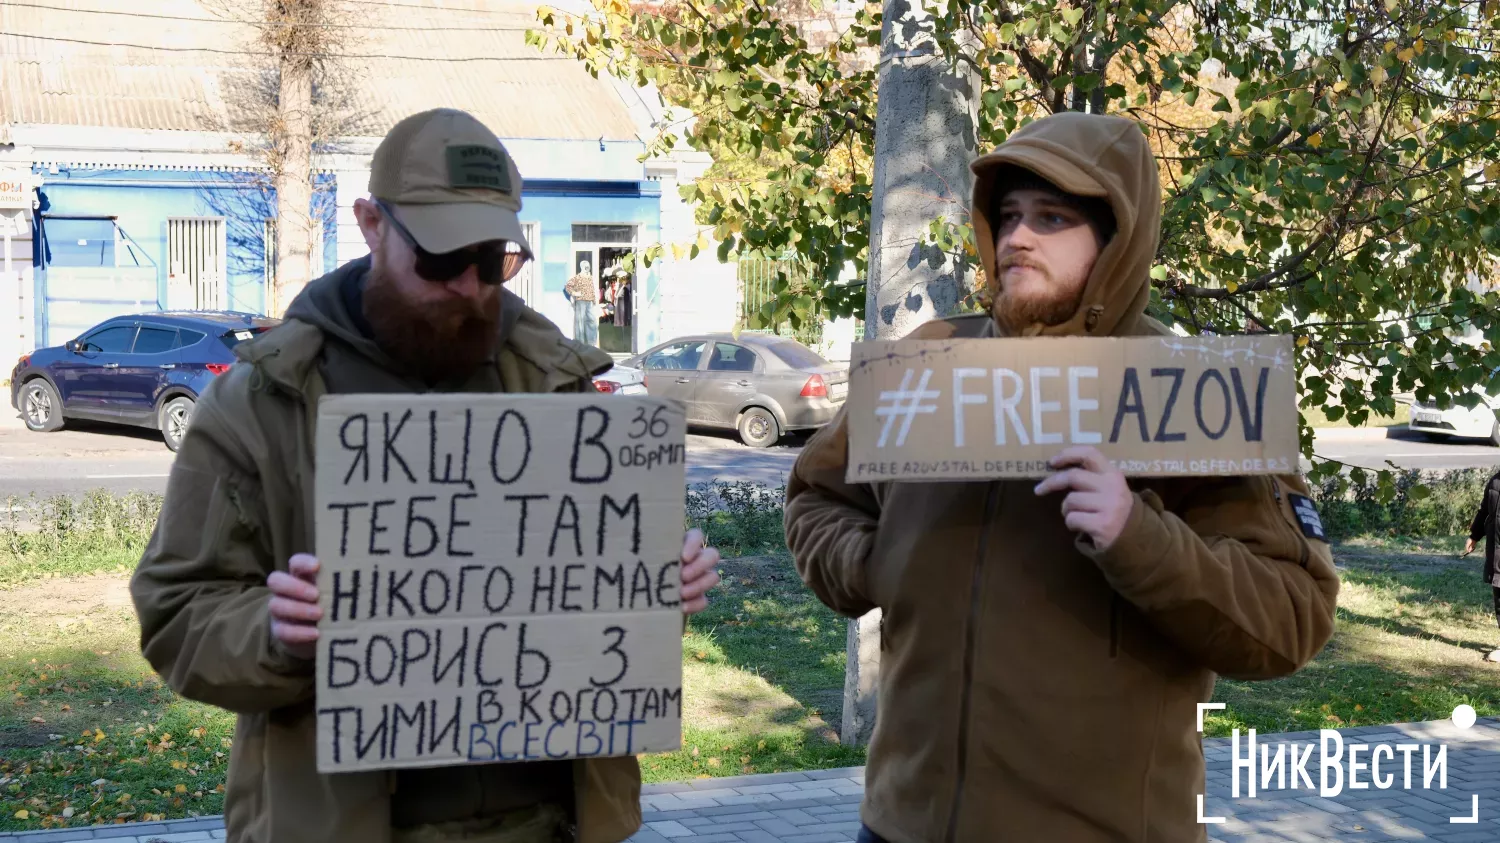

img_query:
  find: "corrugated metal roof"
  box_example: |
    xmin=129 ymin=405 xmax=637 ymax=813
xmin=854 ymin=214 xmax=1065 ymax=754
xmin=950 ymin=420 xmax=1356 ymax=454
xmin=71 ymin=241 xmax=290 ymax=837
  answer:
xmin=0 ymin=0 xmax=642 ymax=141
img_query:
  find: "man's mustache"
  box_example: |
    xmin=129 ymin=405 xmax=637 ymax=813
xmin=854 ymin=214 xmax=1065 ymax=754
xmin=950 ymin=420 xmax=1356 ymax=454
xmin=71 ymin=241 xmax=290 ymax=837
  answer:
xmin=998 ymin=255 xmax=1046 ymax=274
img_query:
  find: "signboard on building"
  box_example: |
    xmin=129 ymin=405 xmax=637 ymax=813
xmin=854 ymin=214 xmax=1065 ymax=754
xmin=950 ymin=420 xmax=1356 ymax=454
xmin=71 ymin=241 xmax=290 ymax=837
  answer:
xmin=0 ymin=169 xmax=33 ymax=210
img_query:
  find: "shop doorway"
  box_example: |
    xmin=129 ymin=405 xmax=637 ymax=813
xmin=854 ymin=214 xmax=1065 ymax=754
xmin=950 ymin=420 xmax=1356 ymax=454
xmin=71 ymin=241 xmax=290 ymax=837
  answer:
xmin=570 ymin=224 xmax=638 ymax=354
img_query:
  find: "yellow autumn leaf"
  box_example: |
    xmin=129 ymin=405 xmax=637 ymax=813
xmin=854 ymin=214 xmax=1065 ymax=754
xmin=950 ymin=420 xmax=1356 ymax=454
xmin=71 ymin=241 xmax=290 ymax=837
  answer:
xmin=982 ymin=30 xmax=998 ymax=48
xmin=1332 ymin=80 xmax=1348 ymax=93
xmin=1307 ymin=133 xmax=1323 ymax=149
xmin=1296 ymin=336 xmax=1310 ymax=348
xmin=14 ymin=810 xmax=28 ymax=819
xmin=175 ymin=784 xmax=187 ymax=794
xmin=671 ymin=243 xmax=685 ymax=261
xmin=1135 ymin=12 xmax=1150 ymax=23
xmin=1413 ymin=38 xmax=1424 ymax=54
xmin=93 ymin=729 xmax=105 ymax=743
xmin=1370 ymin=65 xmax=1389 ymax=85
xmin=1226 ymin=281 xmax=1240 ymax=294
xmin=1445 ymin=29 xmax=1458 ymax=43
xmin=1384 ymin=41 xmax=1396 ymax=52
xmin=160 ymin=733 xmax=172 ymax=742
xmin=1397 ymin=47 xmax=1415 ymax=62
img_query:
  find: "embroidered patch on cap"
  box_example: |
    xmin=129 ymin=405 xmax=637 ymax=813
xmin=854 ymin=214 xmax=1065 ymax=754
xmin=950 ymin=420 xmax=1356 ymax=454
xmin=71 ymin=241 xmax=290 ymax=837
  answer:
xmin=1287 ymin=493 xmax=1326 ymax=542
xmin=445 ymin=145 xmax=513 ymax=193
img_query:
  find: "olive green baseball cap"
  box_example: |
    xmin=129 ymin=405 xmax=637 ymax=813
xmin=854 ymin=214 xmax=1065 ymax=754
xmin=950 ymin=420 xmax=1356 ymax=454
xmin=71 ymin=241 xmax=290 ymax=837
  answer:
xmin=368 ymin=108 xmax=531 ymax=257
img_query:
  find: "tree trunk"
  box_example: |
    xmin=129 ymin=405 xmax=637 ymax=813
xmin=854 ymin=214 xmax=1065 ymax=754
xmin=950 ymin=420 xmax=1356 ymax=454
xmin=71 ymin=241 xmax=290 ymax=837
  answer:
xmin=843 ymin=0 xmax=979 ymax=748
xmin=863 ymin=0 xmax=979 ymax=342
xmin=273 ymin=55 xmax=314 ymax=317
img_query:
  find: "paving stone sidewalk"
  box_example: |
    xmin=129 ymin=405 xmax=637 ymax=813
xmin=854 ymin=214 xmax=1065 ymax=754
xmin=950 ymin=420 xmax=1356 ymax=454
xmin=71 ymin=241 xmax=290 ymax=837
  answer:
xmin=4 ymin=717 xmax=1498 ymax=842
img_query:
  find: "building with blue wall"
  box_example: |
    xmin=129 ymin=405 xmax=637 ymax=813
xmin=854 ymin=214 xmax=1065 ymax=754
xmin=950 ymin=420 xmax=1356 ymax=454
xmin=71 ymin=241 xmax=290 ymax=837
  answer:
xmin=30 ymin=168 xmax=340 ymax=346
xmin=1 ymin=0 xmax=732 ymax=360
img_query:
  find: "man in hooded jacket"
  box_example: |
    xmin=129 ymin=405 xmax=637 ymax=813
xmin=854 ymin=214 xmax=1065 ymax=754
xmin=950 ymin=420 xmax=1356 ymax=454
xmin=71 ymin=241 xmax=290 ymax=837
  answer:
xmin=784 ymin=112 xmax=1340 ymax=842
xmin=130 ymin=109 xmax=721 ymax=843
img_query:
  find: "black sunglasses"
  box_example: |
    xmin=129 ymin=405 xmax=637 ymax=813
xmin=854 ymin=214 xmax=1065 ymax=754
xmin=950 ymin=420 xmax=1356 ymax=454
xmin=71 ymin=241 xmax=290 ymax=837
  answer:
xmin=375 ymin=200 xmax=529 ymax=286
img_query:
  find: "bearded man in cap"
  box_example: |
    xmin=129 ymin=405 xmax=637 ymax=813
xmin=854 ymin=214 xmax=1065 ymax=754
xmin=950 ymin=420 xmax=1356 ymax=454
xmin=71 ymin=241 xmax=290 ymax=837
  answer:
xmin=131 ymin=109 xmax=721 ymax=843
xmin=784 ymin=112 xmax=1339 ymax=842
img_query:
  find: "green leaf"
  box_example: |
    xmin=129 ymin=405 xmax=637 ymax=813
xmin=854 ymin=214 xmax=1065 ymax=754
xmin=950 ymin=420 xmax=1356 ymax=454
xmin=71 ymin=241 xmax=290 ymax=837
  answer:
xmin=1061 ymin=7 xmax=1084 ymax=27
xmin=1150 ymin=265 xmax=1168 ymax=281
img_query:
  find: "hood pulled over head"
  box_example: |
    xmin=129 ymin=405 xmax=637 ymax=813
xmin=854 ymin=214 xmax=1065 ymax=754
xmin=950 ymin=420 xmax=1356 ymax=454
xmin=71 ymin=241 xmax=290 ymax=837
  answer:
xmin=970 ymin=112 xmax=1162 ymax=337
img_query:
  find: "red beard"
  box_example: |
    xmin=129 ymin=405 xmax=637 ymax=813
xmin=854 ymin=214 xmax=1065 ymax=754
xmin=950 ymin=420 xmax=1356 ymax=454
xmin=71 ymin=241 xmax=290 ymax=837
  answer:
xmin=362 ymin=262 xmax=501 ymax=383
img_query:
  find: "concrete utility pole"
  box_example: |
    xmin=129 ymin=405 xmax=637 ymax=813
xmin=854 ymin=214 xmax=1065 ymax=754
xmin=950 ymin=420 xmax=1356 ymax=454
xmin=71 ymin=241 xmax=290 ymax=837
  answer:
xmin=847 ymin=0 xmax=979 ymax=747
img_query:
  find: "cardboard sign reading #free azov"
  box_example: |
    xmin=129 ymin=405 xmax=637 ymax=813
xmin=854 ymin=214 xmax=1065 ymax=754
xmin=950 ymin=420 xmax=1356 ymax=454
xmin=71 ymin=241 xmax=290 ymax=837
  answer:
xmin=313 ymin=393 xmax=687 ymax=774
xmin=845 ymin=335 xmax=1299 ymax=482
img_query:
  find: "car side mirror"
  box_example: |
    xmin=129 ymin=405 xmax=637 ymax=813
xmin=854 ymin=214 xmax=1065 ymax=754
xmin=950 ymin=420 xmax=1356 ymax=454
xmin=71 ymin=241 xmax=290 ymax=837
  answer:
xmin=65 ymin=340 xmax=80 ymax=353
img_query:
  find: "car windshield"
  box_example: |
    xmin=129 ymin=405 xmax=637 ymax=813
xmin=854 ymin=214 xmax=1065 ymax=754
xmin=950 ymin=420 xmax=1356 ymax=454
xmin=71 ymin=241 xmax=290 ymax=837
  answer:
xmin=766 ymin=340 xmax=827 ymax=370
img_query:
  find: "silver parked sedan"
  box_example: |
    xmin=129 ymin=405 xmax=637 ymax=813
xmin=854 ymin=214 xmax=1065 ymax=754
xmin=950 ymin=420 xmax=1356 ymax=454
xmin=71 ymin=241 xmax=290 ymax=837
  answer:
xmin=624 ymin=332 xmax=848 ymax=447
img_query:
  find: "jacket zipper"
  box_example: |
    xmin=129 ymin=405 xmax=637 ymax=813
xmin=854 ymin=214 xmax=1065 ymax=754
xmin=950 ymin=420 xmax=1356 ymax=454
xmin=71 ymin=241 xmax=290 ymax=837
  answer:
xmin=1109 ymin=593 xmax=1122 ymax=658
xmin=944 ymin=481 xmax=1002 ymax=843
xmin=1270 ymin=480 xmax=1310 ymax=568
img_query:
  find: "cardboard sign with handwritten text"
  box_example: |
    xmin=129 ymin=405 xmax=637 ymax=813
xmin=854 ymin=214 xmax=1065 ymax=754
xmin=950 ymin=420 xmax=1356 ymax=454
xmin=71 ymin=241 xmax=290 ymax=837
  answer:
xmin=313 ymin=393 xmax=687 ymax=773
xmin=846 ymin=335 xmax=1299 ymax=482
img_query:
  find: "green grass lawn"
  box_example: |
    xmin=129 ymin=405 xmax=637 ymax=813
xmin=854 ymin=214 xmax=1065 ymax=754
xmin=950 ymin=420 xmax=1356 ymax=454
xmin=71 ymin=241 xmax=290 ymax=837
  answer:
xmin=4 ymin=534 xmax=1500 ymax=832
xmin=0 ymin=555 xmax=861 ymax=833
xmin=1205 ymin=534 xmax=1500 ymax=736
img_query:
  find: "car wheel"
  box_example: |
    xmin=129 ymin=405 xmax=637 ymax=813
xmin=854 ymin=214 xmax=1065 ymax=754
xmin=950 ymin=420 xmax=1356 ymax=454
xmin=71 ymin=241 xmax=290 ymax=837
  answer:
xmin=737 ymin=406 xmax=781 ymax=448
xmin=20 ymin=379 xmax=64 ymax=433
xmin=160 ymin=396 xmax=195 ymax=452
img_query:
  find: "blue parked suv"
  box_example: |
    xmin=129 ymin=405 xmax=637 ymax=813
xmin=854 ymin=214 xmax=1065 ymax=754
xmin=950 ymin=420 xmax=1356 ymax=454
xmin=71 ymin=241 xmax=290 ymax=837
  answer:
xmin=9 ymin=311 xmax=280 ymax=451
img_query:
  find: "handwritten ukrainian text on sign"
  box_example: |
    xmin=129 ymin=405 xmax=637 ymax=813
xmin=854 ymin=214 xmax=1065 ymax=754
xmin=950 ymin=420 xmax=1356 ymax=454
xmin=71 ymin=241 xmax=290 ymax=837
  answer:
xmin=314 ymin=394 xmax=687 ymax=773
xmin=845 ymin=335 xmax=1299 ymax=482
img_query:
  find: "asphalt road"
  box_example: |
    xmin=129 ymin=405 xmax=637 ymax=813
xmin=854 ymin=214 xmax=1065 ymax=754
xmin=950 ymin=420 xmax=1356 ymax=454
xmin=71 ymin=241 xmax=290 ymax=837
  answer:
xmin=0 ymin=410 xmax=805 ymax=500
xmin=5 ymin=412 xmax=1500 ymax=502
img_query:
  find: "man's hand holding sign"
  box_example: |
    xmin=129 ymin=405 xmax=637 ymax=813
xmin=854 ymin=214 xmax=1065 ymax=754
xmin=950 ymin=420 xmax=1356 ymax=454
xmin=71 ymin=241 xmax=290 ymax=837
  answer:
xmin=269 ymin=537 xmax=720 ymax=660
xmin=1035 ymin=446 xmax=1133 ymax=551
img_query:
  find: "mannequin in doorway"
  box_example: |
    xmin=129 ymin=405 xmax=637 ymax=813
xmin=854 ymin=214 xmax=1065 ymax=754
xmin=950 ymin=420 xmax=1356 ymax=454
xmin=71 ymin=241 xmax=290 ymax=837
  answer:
xmin=564 ymin=258 xmax=598 ymax=345
xmin=611 ymin=266 xmax=633 ymax=328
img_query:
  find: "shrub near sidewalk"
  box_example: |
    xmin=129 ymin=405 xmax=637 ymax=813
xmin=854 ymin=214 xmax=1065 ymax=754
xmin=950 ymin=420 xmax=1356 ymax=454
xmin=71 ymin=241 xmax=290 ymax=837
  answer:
xmin=2 ymin=492 xmax=162 ymax=589
xmin=1312 ymin=468 xmax=1489 ymax=541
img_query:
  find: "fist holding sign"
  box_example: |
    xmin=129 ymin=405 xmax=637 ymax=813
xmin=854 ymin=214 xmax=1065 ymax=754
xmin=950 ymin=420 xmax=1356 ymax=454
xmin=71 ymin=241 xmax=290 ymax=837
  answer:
xmin=312 ymin=394 xmax=688 ymax=774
